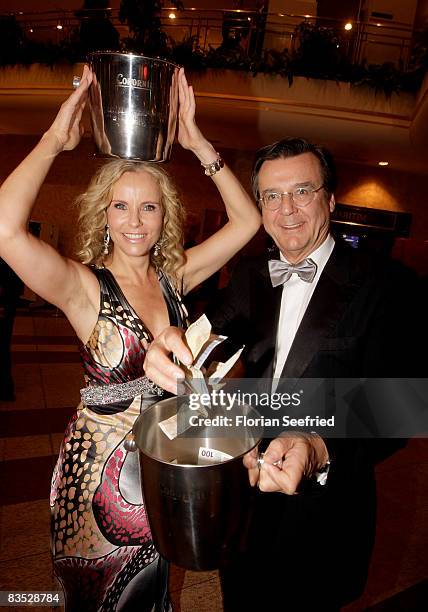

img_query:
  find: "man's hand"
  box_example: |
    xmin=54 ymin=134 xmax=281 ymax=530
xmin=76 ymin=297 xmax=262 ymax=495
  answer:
xmin=244 ymin=433 xmax=329 ymax=495
xmin=144 ymin=326 xmax=193 ymax=394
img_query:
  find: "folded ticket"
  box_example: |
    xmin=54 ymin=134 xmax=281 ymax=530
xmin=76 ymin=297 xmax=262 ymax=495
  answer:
xmin=159 ymin=314 xmax=244 ymax=440
xmin=185 ymin=314 xmax=212 ymax=361
xmin=180 ymin=314 xmax=240 ymax=397
xmin=158 ymin=413 xmax=178 ymax=440
xmin=207 ymin=346 xmax=245 ymax=384
xmin=197 ymin=446 xmax=233 ymax=465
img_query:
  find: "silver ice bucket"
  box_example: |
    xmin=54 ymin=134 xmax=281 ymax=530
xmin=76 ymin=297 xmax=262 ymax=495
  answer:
xmin=132 ymin=396 xmax=263 ymax=571
xmin=88 ymin=51 xmax=179 ymax=161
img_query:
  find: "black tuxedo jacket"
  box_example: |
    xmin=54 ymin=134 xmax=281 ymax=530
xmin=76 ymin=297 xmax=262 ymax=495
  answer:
xmin=211 ymin=240 xmax=424 ymax=608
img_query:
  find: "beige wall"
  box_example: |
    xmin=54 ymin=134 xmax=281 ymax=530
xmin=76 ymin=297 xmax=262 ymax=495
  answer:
xmin=336 ymin=162 xmax=428 ymax=240
xmin=363 ymin=0 xmax=419 ymax=25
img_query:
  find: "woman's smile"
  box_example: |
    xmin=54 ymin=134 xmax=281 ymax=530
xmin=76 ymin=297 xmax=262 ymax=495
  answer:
xmin=122 ymin=232 xmax=148 ymax=242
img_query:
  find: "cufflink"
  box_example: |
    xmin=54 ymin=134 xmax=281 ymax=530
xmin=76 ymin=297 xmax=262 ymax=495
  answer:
xmin=314 ymin=459 xmax=331 ymax=486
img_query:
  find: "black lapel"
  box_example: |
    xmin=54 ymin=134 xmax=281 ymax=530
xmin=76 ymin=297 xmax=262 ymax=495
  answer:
xmin=250 ymin=251 xmax=283 ymax=379
xmin=280 ymin=242 xmax=359 ymax=379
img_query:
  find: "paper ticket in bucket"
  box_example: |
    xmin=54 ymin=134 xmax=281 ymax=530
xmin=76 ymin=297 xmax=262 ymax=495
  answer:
xmin=158 ymin=314 xmax=244 ymax=440
xmin=197 ymin=446 xmax=233 ymax=465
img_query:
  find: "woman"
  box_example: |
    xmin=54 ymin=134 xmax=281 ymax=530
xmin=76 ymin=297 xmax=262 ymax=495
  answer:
xmin=0 ymin=65 xmax=260 ymax=611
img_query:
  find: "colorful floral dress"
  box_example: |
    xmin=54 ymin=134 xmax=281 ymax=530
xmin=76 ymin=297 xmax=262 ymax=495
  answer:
xmin=50 ymin=267 xmax=186 ymax=611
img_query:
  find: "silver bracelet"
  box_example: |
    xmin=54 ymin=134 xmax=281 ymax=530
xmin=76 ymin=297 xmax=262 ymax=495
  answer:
xmin=201 ymin=153 xmax=224 ymax=177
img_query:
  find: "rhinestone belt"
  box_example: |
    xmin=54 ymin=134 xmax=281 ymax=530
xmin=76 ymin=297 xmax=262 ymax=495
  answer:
xmin=80 ymin=376 xmax=164 ymax=406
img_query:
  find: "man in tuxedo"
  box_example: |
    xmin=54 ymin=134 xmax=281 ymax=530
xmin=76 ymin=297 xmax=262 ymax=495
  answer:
xmin=145 ymin=138 xmax=423 ymax=610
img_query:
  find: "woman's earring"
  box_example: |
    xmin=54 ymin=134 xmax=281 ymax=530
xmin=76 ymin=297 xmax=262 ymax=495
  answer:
xmin=153 ymin=241 xmax=162 ymax=257
xmin=103 ymin=225 xmax=110 ymax=255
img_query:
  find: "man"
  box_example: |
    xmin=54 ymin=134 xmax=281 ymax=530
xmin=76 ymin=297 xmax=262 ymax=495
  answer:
xmin=145 ymin=138 xmax=423 ymax=610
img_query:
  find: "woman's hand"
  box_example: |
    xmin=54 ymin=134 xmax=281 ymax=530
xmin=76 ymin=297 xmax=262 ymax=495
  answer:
xmin=44 ymin=64 xmax=93 ymax=153
xmin=177 ymin=68 xmax=216 ymax=161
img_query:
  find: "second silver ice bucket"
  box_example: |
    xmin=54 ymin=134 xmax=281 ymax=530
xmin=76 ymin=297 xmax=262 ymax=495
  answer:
xmin=88 ymin=51 xmax=179 ymax=161
xmin=132 ymin=396 xmax=263 ymax=571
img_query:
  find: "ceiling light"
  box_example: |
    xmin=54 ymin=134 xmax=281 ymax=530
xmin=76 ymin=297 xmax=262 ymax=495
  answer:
xmin=168 ymin=12 xmax=176 ymax=19
xmin=56 ymin=24 xmax=63 ymax=30
xmin=29 ymin=28 xmax=33 ymax=33
xmin=344 ymin=22 xmax=353 ymax=31
xmin=376 ymin=23 xmax=382 ymax=27
xmin=378 ymin=161 xmax=389 ymax=166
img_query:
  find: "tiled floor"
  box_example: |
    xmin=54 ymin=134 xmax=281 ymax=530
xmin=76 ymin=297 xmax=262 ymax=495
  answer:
xmin=0 ymin=308 xmax=427 ymax=611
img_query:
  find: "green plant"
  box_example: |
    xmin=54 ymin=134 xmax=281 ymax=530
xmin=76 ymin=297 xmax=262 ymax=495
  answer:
xmin=171 ymin=36 xmax=205 ymax=69
xmin=0 ymin=15 xmax=25 ymax=66
xmin=251 ymin=48 xmax=294 ymax=85
xmin=119 ymin=0 xmax=183 ymax=55
xmin=0 ymin=13 xmax=426 ymax=97
xmin=353 ymin=61 xmax=403 ymax=96
xmin=76 ymin=0 xmax=120 ymax=53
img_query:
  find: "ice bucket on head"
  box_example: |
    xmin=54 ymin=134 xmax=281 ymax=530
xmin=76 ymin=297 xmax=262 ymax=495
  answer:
xmin=87 ymin=51 xmax=179 ymax=162
xmin=132 ymin=396 xmax=263 ymax=571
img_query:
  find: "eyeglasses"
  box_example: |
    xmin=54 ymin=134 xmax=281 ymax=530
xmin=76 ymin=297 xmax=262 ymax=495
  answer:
xmin=259 ymin=185 xmax=325 ymax=210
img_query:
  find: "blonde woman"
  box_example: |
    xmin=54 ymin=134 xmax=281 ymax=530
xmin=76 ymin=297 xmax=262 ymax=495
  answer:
xmin=0 ymin=65 xmax=261 ymax=611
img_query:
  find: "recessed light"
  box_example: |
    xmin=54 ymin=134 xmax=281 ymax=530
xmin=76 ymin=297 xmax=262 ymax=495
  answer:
xmin=378 ymin=161 xmax=389 ymax=166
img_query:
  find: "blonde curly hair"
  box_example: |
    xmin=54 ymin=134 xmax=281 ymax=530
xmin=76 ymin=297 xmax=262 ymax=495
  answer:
xmin=76 ymin=159 xmax=186 ymax=284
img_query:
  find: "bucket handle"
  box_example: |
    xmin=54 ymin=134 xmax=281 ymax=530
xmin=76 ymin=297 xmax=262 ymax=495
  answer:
xmin=124 ymin=432 xmax=137 ymax=452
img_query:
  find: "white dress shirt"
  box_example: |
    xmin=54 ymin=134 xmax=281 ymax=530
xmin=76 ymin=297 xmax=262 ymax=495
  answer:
xmin=272 ymin=235 xmax=335 ymax=383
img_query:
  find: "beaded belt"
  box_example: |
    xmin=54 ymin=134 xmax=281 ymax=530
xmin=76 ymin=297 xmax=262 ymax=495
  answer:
xmin=80 ymin=376 xmax=164 ymax=406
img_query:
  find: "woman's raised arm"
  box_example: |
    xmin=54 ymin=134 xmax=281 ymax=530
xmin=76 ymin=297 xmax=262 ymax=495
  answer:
xmin=176 ymin=69 xmax=261 ymax=294
xmin=0 ymin=66 xmax=94 ymax=313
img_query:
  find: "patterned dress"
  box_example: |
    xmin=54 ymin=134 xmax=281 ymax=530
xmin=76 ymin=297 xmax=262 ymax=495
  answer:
xmin=50 ymin=267 xmax=186 ymax=611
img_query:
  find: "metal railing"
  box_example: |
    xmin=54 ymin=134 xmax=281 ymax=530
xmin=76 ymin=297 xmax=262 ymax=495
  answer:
xmin=2 ymin=6 xmax=420 ymax=70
